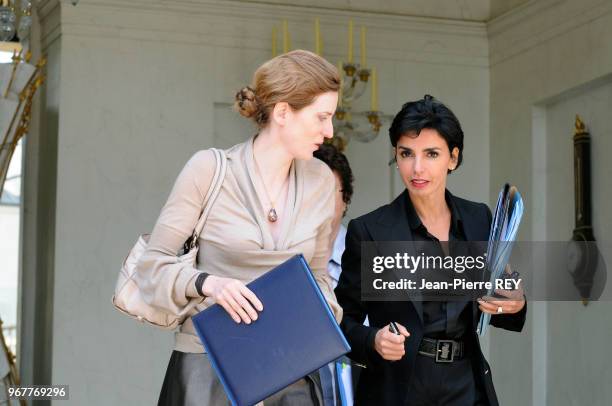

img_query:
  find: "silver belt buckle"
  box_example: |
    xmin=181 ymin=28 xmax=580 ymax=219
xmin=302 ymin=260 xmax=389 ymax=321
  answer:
xmin=435 ymin=340 xmax=455 ymax=363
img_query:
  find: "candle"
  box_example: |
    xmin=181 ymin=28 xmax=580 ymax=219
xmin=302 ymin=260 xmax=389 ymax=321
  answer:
xmin=348 ymin=20 xmax=354 ymax=63
xmin=315 ymin=18 xmax=321 ymax=55
xmin=283 ymin=20 xmax=290 ymax=53
xmin=337 ymin=61 xmax=343 ymax=108
xmin=371 ymin=67 xmax=378 ymax=111
xmin=288 ymin=29 xmax=291 ymax=51
xmin=360 ymin=26 xmax=366 ymax=67
xmin=272 ymin=26 xmax=277 ymax=57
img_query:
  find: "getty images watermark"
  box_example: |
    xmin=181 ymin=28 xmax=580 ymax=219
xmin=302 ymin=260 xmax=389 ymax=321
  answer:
xmin=371 ymin=252 xmax=520 ymax=292
xmin=360 ymin=241 xmax=608 ymax=302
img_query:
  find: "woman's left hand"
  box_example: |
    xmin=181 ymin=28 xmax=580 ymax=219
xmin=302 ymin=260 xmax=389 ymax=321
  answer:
xmin=477 ymin=287 xmax=525 ymax=315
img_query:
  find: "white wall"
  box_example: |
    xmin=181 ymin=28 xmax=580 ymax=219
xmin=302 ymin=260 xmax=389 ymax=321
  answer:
xmin=19 ymin=0 xmax=62 ymax=389
xmin=30 ymin=1 xmax=490 ymax=404
xmin=488 ymin=0 xmax=612 ymax=405
xmin=541 ymin=79 xmax=612 ymax=406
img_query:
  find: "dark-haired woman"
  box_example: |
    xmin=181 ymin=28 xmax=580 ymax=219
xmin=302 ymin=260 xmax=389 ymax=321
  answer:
xmin=134 ymin=50 xmax=344 ymax=406
xmin=335 ymin=95 xmax=527 ymax=405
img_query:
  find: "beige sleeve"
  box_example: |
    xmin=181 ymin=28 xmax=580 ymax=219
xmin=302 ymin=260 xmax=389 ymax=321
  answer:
xmin=308 ymin=167 xmax=344 ymax=324
xmin=133 ymin=149 xmax=216 ymax=317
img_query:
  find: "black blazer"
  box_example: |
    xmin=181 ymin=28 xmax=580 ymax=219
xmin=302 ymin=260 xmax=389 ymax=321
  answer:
xmin=335 ymin=189 xmax=527 ymax=406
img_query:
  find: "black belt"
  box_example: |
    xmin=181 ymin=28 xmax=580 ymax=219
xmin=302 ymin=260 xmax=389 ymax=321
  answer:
xmin=418 ymin=337 xmax=465 ymax=363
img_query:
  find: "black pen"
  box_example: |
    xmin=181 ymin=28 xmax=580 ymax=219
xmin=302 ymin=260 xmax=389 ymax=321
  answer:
xmin=389 ymin=321 xmax=400 ymax=335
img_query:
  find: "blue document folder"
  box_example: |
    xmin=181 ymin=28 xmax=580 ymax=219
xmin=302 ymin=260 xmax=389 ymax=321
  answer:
xmin=191 ymin=254 xmax=351 ymax=406
xmin=476 ymin=183 xmax=524 ymax=335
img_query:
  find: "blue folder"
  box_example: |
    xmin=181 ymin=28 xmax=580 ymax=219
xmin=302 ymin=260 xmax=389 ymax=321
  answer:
xmin=191 ymin=254 xmax=351 ymax=406
xmin=476 ymin=183 xmax=524 ymax=335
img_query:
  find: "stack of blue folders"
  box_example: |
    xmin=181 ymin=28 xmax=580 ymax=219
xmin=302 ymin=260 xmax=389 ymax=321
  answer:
xmin=191 ymin=254 xmax=351 ymax=406
xmin=477 ymin=183 xmax=524 ymax=336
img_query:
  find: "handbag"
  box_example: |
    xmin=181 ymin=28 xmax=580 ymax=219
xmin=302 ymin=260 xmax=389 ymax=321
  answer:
xmin=112 ymin=148 xmax=227 ymax=329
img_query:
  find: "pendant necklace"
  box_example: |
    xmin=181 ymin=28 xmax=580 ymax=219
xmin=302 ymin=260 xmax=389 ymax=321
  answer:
xmin=253 ymin=152 xmax=289 ymax=223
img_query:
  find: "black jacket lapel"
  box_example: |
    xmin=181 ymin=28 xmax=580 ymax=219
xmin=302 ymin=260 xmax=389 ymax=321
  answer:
xmin=361 ymin=190 xmax=424 ymax=324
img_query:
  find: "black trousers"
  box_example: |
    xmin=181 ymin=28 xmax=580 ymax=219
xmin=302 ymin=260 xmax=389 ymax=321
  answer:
xmin=404 ymin=354 xmax=488 ymax=406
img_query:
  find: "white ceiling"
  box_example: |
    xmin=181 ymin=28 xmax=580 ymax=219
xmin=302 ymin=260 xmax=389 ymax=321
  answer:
xmin=235 ymin=0 xmax=530 ymax=22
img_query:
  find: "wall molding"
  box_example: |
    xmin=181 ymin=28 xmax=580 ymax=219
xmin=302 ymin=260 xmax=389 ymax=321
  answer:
xmin=488 ymin=0 xmax=612 ymax=66
xmin=69 ymin=0 xmax=489 ymax=33
xmin=36 ymin=0 xmax=62 ymax=50
xmin=48 ymin=0 xmax=488 ymax=67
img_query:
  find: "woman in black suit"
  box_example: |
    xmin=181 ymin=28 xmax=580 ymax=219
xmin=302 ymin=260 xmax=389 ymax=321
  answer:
xmin=334 ymin=95 xmax=526 ymax=406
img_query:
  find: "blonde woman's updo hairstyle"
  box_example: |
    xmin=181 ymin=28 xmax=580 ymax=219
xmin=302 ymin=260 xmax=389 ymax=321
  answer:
xmin=234 ymin=50 xmax=340 ymax=128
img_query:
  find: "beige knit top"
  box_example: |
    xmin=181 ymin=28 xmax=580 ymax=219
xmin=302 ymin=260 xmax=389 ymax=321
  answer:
xmin=134 ymin=136 xmax=343 ymax=353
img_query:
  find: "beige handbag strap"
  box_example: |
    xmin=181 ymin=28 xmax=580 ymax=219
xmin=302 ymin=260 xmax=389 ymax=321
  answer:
xmin=188 ymin=148 xmax=227 ymax=249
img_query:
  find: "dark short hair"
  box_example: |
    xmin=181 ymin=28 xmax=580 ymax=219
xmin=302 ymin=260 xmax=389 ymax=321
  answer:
xmin=388 ymin=94 xmax=464 ymax=172
xmin=314 ymin=143 xmax=354 ymax=206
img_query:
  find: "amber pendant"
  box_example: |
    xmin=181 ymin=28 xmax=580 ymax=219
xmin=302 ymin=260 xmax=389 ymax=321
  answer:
xmin=268 ymin=208 xmax=278 ymax=222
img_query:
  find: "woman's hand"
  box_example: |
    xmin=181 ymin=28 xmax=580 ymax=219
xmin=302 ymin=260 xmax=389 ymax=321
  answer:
xmin=201 ymin=275 xmax=264 ymax=324
xmin=477 ymin=287 xmax=525 ymax=315
xmin=374 ymin=323 xmax=410 ymax=361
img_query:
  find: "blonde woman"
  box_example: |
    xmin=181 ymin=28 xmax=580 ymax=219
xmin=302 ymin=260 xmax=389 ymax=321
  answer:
xmin=134 ymin=50 xmax=343 ymax=405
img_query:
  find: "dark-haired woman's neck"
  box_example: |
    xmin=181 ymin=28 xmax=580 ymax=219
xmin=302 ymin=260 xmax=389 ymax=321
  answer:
xmin=409 ymin=188 xmax=449 ymax=226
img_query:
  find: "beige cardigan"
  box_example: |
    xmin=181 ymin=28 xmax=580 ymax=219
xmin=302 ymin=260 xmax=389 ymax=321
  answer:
xmin=134 ymin=136 xmax=343 ymax=353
